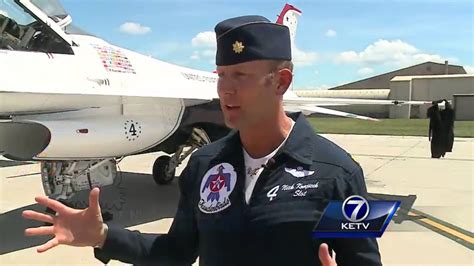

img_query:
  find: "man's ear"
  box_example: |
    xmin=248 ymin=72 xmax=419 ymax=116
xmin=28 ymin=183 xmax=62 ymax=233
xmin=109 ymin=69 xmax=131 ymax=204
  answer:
xmin=276 ymin=68 xmax=293 ymax=95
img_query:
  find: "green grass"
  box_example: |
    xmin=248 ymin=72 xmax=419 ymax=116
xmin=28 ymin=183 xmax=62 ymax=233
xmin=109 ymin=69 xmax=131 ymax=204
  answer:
xmin=307 ymin=118 xmax=474 ymax=138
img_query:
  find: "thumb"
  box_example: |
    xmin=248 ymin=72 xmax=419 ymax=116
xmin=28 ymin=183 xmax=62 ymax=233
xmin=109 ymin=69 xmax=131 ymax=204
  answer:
xmin=318 ymin=243 xmax=335 ymax=266
xmin=88 ymin=187 xmax=101 ymax=214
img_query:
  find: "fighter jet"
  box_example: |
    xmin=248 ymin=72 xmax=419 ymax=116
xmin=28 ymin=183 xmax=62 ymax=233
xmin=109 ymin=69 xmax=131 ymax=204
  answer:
xmin=0 ymin=0 xmax=427 ymax=202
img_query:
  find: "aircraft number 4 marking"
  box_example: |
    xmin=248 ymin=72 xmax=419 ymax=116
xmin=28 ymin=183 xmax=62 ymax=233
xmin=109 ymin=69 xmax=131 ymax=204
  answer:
xmin=124 ymin=120 xmax=142 ymax=141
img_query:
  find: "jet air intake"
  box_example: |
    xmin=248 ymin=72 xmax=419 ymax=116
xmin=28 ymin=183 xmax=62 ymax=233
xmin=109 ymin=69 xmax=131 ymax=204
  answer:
xmin=0 ymin=122 xmax=51 ymax=160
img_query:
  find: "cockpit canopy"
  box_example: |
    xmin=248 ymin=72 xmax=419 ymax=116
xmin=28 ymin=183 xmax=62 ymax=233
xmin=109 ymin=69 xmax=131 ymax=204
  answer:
xmin=30 ymin=0 xmax=90 ymax=36
xmin=30 ymin=0 xmax=68 ymax=18
xmin=0 ymin=0 xmax=90 ymax=53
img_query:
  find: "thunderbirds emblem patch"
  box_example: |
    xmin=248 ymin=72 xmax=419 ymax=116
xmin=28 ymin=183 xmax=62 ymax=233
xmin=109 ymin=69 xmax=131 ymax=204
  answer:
xmin=199 ymin=163 xmax=237 ymax=214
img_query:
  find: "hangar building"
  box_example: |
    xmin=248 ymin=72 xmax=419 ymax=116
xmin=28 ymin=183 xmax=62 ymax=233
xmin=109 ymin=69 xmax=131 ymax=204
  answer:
xmin=295 ymin=61 xmax=473 ymax=120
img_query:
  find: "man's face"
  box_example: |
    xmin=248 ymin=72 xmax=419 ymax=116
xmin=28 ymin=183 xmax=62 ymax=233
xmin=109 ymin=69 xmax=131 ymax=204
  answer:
xmin=216 ymin=60 xmax=278 ymax=129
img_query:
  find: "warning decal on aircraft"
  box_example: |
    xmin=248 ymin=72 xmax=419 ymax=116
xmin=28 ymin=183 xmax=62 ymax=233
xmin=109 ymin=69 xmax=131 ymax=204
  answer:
xmin=124 ymin=120 xmax=142 ymax=141
xmin=92 ymin=44 xmax=136 ymax=74
xmin=181 ymin=72 xmax=217 ymax=83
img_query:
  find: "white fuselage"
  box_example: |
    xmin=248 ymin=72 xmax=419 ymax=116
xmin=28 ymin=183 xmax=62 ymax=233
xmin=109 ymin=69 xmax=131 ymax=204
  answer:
xmin=0 ymin=33 xmax=219 ymax=160
xmin=0 ymin=34 xmax=218 ymax=114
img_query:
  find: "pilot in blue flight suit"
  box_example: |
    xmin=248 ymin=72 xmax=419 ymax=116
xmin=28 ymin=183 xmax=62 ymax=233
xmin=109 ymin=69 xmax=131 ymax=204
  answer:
xmin=93 ymin=15 xmax=382 ymax=266
xmin=23 ymin=15 xmax=382 ymax=266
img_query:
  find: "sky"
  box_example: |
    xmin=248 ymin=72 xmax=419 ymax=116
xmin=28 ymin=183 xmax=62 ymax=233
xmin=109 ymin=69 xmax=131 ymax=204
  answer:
xmin=58 ymin=0 xmax=473 ymax=89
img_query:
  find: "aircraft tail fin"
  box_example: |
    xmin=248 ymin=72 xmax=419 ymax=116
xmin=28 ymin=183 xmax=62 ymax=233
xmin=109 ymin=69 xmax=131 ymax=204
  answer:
xmin=276 ymin=3 xmax=302 ymax=49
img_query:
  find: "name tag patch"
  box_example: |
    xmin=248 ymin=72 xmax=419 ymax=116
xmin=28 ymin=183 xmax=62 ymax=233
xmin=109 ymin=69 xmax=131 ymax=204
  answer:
xmin=267 ymin=182 xmax=319 ymax=201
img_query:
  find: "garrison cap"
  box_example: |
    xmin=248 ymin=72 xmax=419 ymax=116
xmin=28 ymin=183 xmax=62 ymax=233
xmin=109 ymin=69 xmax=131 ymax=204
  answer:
xmin=214 ymin=15 xmax=291 ymax=66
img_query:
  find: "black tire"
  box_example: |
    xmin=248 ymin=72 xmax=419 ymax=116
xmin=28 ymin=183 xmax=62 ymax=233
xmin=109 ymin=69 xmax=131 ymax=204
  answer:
xmin=152 ymin=156 xmax=175 ymax=185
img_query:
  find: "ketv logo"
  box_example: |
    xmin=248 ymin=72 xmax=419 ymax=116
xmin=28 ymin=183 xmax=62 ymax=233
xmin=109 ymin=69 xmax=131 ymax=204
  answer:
xmin=313 ymin=195 xmax=400 ymax=238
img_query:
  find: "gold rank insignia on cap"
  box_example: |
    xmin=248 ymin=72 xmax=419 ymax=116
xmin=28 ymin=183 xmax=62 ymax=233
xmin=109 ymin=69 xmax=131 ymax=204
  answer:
xmin=232 ymin=41 xmax=245 ymax=54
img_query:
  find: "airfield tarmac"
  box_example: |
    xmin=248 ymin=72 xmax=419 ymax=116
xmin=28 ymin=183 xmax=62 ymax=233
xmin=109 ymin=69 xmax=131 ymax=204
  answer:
xmin=1 ymin=134 xmax=473 ymax=266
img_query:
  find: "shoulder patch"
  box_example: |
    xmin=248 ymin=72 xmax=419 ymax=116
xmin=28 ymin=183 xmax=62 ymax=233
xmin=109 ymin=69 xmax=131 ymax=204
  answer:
xmin=198 ymin=163 xmax=237 ymax=214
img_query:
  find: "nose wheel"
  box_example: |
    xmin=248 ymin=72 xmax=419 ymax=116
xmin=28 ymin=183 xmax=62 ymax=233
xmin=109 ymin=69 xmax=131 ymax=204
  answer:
xmin=152 ymin=155 xmax=176 ymax=185
xmin=152 ymin=127 xmax=211 ymax=185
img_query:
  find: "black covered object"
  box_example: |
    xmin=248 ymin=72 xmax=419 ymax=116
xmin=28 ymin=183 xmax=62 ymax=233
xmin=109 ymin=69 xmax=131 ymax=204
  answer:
xmin=427 ymin=103 xmax=446 ymax=158
xmin=214 ymin=15 xmax=291 ymax=66
xmin=440 ymin=100 xmax=455 ymax=152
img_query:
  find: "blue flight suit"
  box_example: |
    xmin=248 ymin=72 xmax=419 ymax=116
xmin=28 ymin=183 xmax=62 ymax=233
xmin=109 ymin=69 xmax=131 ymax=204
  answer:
xmin=94 ymin=112 xmax=381 ymax=265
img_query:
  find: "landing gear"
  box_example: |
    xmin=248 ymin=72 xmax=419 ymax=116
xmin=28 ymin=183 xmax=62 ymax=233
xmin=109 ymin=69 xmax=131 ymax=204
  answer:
xmin=152 ymin=127 xmax=211 ymax=185
xmin=41 ymin=159 xmax=116 ymax=200
xmin=40 ymin=159 xmax=118 ymax=222
xmin=152 ymin=156 xmax=175 ymax=185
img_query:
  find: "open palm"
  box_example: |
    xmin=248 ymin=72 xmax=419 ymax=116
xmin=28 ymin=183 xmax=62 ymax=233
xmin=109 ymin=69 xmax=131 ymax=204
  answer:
xmin=22 ymin=187 xmax=105 ymax=253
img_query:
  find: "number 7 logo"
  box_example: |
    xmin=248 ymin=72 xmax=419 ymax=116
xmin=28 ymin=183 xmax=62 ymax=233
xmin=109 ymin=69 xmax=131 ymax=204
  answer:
xmin=342 ymin=195 xmax=370 ymax=223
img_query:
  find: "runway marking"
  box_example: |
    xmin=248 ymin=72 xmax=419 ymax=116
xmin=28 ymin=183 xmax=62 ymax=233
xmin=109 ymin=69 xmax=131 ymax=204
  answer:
xmin=408 ymin=209 xmax=473 ymax=250
xmin=364 ymin=140 xmax=424 ymax=177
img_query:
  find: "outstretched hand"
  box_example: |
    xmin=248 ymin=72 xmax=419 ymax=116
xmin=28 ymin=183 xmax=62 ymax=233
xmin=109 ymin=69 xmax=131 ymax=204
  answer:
xmin=22 ymin=187 xmax=107 ymax=253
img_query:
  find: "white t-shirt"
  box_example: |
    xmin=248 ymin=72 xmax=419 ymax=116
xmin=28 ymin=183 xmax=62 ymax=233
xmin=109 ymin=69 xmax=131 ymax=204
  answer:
xmin=243 ymin=120 xmax=295 ymax=204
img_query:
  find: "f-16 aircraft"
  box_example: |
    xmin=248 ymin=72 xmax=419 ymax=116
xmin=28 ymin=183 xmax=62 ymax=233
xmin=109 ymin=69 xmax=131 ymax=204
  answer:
xmin=0 ymin=0 xmax=428 ymax=202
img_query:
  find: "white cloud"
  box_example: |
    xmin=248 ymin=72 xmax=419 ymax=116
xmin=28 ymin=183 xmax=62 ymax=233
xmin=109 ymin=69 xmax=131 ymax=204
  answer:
xmin=325 ymin=29 xmax=337 ymax=37
xmin=0 ymin=10 xmax=9 ymax=17
xmin=191 ymin=31 xmax=216 ymax=47
xmin=336 ymin=51 xmax=359 ymax=64
xmin=201 ymin=49 xmax=215 ymax=57
xmin=293 ymin=46 xmax=319 ymax=67
xmin=464 ymin=65 xmax=474 ymax=74
xmin=190 ymin=51 xmax=200 ymax=60
xmin=190 ymin=31 xmax=217 ymax=61
xmin=119 ymin=22 xmax=151 ymax=35
xmin=358 ymin=67 xmax=374 ymax=76
xmin=190 ymin=49 xmax=215 ymax=60
xmin=334 ymin=39 xmax=447 ymax=67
